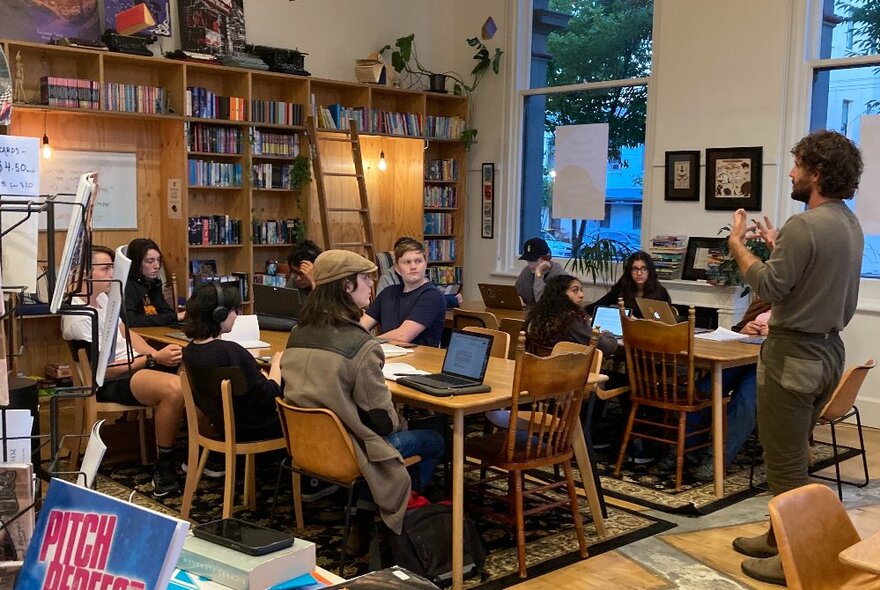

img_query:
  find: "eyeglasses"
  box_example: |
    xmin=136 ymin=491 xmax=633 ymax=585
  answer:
xmin=631 ymin=266 xmax=649 ymax=274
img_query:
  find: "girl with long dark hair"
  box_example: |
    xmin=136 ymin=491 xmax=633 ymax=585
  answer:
xmin=589 ymin=250 xmax=671 ymax=318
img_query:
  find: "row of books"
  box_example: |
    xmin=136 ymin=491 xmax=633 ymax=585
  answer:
xmin=314 ymin=103 xmax=367 ymax=131
xmin=252 ymin=218 xmax=304 ymax=245
xmin=649 ymin=234 xmax=687 ymax=280
xmin=252 ymin=162 xmax=299 ymax=189
xmin=186 ymin=86 xmax=247 ymax=121
xmin=254 ymin=272 xmax=288 ymax=288
xmin=427 ymin=265 xmax=462 ymax=285
xmin=188 ymin=159 xmax=244 ymax=187
xmin=425 ymin=115 xmax=465 ymax=140
xmin=250 ymin=99 xmax=305 ymax=126
xmin=371 ymin=109 xmax=423 ymax=137
xmin=424 ymin=212 xmax=454 ymax=235
xmin=40 ymin=76 xmax=99 ymax=109
xmin=188 ymin=123 xmax=244 ymax=154
xmin=102 ymin=82 xmax=168 ymax=114
xmin=187 ymin=216 xmax=244 ymax=246
xmin=424 ymin=185 xmax=457 ymax=208
xmin=425 ymin=158 xmax=459 ymax=182
xmin=252 ymin=129 xmax=301 ymax=157
xmin=190 ymin=272 xmax=250 ymax=303
xmin=424 ymin=238 xmax=456 ymax=263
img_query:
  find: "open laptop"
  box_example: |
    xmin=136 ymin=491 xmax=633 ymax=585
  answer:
xmin=396 ymin=330 xmax=493 ymax=396
xmin=590 ymin=306 xmax=631 ymax=339
xmin=636 ymin=297 xmax=679 ymax=325
xmin=478 ymin=283 xmax=524 ymax=310
xmin=253 ymin=284 xmax=303 ymax=331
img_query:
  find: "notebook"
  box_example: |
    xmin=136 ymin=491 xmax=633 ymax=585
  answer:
xmin=253 ymin=284 xmax=303 ymax=331
xmin=590 ymin=306 xmax=630 ymax=338
xmin=396 ymin=330 xmax=493 ymax=396
xmin=635 ymin=297 xmax=679 ymax=324
xmin=477 ymin=283 xmax=524 ymax=310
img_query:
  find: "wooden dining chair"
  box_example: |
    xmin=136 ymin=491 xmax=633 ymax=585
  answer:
xmin=499 ymin=317 xmax=526 ymax=359
xmin=464 ymin=334 xmax=596 ymax=578
xmin=615 ymin=305 xmax=716 ymax=490
xmin=462 ymin=326 xmax=509 ymax=359
xmin=452 ymin=308 xmax=499 ymax=330
xmin=162 ymin=272 xmax=179 ymax=311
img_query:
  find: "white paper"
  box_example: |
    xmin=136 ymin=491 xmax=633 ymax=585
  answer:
xmin=95 ymin=245 xmax=130 ymax=387
xmin=552 ymin=123 xmax=609 ymax=220
xmin=381 ymin=343 xmax=412 ymax=358
xmin=695 ymin=327 xmax=750 ymax=342
xmin=50 ymin=172 xmax=97 ymax=313
xmin=220 ymin=314 xmax=270 ymax=349
xmin=382 ymin=363 xmax=430 ymax=382
xmin=0 ymin=136 xmax=40 ymax=196
xmin=0 ymin=409 xmax=33 ymax=464
xmin=78 ymin=419 xmax=106 ymax=488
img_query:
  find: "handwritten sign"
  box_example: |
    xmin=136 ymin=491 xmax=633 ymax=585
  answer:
xmin=0 ymin=135 xmax=39 ymax=197
xmin=40 ymin=150 xmax=137 ymax=229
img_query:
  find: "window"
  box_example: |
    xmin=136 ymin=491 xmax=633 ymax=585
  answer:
xmin=841 ymin=99 xmax=852 ymax=134
xmin=520 ymin=0 xmax=652 ymax=258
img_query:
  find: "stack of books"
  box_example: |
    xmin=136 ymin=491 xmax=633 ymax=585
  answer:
xmin=649 ymin=235 xmax=687 ymax=280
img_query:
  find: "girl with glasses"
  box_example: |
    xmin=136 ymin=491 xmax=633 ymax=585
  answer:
xmin=588 ymin=250 xmax=672 ymax=318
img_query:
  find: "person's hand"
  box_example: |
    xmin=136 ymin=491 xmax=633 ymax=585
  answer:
xmin=535 ymin=260 xmax=552 ymax=277
xmin=729 ymin=209 xmax=748 ymax=248
xmin=299 ymin=261 xmax=316 ymax=288
xmin=154 ymin=344 xmax=182 ymax=367
xmin=455 ymin=293 xmax=463 ymax=305
xmin=269 ymin=351 xmax=282 ymax=370
xmin=177 ymin=310 xmax=186 ymax=321
xmin=747 ymin=215 xmax=778 ymax=251
xmin=742 ymin=320 xmax=769 ymax=336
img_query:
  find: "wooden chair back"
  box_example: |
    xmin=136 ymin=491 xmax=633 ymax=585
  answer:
xmin=182 ymin=364 xmax=248 ymax=443
xmin=620 ymin=304 xmax=698 ymax=408
xmin=499 ymin=318 xmax=525 ymax=359
xmin=820 ymin=359 xmax=876 ymax=422
xmin=463 ymin=326 xmax=509 ymax=359
xmin=453 ymin=308 xmax=499 ymax=330
xmin=275 ymin=398 xmax=362 ymax=483
xmin=162 ymin=272 xmax=178 ymax=311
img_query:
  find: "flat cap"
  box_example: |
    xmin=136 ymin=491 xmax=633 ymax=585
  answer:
xmin=312 ymin=250 xmax=377 ymax=286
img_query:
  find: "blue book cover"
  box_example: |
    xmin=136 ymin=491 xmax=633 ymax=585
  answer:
xmin=15 ymin=479 xmax=189 ymax=590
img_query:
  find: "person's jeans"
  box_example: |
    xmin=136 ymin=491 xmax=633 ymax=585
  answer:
xmin=386 ymin=429 xmax=445 ymax=491
xmin=689 ymin=364 xmax=758 ymax=466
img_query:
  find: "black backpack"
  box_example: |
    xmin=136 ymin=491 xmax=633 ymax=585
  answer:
xmin=388 ymin=504 xmax=485 ymax=588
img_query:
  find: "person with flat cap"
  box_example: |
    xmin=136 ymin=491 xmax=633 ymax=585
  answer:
xmin=514 ymin=237 xmax=566 ymax=307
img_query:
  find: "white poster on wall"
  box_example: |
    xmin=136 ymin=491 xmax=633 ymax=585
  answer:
xmin=552 ymin=123 xmax=608 ymax=221
xmin=0 ymin=135 xmax=40 ymax=293
xmin=856 ymin=115 xmax=880 ymax=235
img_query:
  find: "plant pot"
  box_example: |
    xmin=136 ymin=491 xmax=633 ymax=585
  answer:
xmin=428 ymin=73 xmax=447 ymax=94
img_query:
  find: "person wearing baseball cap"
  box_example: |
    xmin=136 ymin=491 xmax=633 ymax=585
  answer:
xmin=280 ymin=249 xmax=444 ymax=541
xmin=514 ymin=236 xmax=566 ymax=307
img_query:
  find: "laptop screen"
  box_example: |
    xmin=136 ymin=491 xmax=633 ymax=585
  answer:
xmin=441 ymin=330 xmax=493 ymax=381
xmin=591 ymin=306 xmax=630 ymax=337
xmin=253 ymin=284 xmax=303 ymax=318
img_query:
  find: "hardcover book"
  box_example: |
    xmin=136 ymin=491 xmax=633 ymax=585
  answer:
xmin=15 ymin=479 xmax=189 ymax=590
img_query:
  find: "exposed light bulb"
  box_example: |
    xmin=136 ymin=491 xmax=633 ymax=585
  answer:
xmin=549 ymin=169 xmax=556 ymax=179
xmin=378 ymin=150 xmax=387 ymax=172
xmin=41 ymin=134 xmax=52 ymax=159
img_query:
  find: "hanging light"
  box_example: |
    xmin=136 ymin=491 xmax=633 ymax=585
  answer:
xmin=377 ymin=150 xmax=387 ymax=172
xmin=42 ymin=115 xmax=52 ymax=159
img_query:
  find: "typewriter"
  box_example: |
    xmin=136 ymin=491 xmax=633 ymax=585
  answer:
xmin=102 ymin=29 xmax=153 ymax=57
xmin=245 ymin=45 xmax=310 ymax=76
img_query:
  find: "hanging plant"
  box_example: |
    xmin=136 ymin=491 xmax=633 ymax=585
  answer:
xmin=290 ymin=154 xmax=311 ymax=191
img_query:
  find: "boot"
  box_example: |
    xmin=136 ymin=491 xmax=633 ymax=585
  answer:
xmin=345 ymin=507 xmax=375 ymax=557
xmin=741 ymin=555 xmax=786 ymax=586
xmin=732 ymin=527 xmax=778 ymax=558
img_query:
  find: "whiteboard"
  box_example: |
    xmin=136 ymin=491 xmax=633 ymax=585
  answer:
xmin=40 ymin=150 xmax=138 ymax=229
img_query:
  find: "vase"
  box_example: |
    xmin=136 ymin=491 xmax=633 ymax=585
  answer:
xmin=428 ymin=73 xmax=447 ymax=93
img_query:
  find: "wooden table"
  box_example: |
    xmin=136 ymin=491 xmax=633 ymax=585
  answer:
xmin=445 ymin=300 xmax=527 ymax=326
xmin=839 ymin=530 xmax=880 ymax=574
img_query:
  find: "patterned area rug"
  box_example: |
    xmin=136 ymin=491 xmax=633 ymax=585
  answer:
xmin=100 ymin=451 xmax=674 ymax=589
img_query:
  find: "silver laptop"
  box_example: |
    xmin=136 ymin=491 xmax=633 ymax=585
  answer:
xmin=636 ymin=297 xmax=679 ymax=324
xmin=590 ymin=306 xmax=631 ymax=338
xmin=253 ymin=284 xmax=303 ymax=331
xmin=396 ymin=330 xmax=493 ymax=396
xmin=478 ymin=283 xmax=524 ymax=310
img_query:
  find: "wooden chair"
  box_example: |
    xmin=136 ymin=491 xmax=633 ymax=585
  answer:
xmin=162 ymin=272 xmax=179 ymax=311
xmin=811 ymin=359 xmax=875 ymax=500
xmin=271 ymin=398 xmax=420 ymax=574
xmin=769 ymin=483 xmax=880 ymax=589
xmin=464 ymin=335 xmax=596 ymax=578
xmin=462 ymin=326 xmax=509 ymax=359
xmin=67 ymin=340 xmax=150 ymax=469
xmin=499 ymin=317 xmax=526 ymax=359
xmin=452 ymin=308 xmax=499 ymax=330
xmin=614 ymin=305 xmax=715 ymax=491
xmin=179 ymin=366 xmax=286 ymax=520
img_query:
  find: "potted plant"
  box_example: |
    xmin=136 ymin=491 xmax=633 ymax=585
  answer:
xmin=379 ymin=33 xmax=503 ymax=149
xmin=565 ymin=230 xmax=635 ymax=285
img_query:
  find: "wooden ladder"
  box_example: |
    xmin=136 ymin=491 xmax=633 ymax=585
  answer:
xmin=306 ymin=115 xmax=375 ymax=262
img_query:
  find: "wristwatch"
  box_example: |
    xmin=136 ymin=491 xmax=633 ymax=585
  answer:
xmin=145 ymin=354 xmax=158 ymax=369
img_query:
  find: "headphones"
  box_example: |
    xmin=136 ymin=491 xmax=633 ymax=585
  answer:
xmin=211 ymin=282 xmax=229 ymax=323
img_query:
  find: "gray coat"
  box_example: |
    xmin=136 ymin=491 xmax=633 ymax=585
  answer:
xmin=280 ymin=320 xmax=410 ymax=533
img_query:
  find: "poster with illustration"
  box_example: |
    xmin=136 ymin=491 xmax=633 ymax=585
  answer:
xmin=177 ymin=0 xmax=246 ymax=56
xmin=0 ymin=0 xmax=100 ymax=43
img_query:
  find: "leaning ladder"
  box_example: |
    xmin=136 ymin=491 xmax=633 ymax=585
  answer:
xmin=305 ymin=115 xmax=376 ymax=262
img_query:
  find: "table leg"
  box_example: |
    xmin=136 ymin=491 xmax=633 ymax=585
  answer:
xmin=712 ymin=363 xmax=724 ymax=498
xmin=572 ymin=421 xmax=606 ymax=537
xmin=452 ymin=410 xmax=464 ymax=590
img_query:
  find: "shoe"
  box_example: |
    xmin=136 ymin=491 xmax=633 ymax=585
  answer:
xmin=182 ymin=454 xmax=226 ymax=478
xmin=741 ymin=555 xmax=786 ymax=586
xmin=345 ymin=508 xmax=375 ymax=557
xmin=152 ymin=458 xmax=181 ymax=499
xmin=732 ymin=530 xmax=778 ymax=558
xmin=658 ymin=451 xmax=701 ymax=472
xmin=691 ymin=454 xmax=715 ymax=482
xmin=301 ymin=478 xmax=339 ymax=502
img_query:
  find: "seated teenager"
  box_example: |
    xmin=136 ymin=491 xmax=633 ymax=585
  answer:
xmin=281 ymin=249 xmax=445 ymax=539
xmin=360 ymin=237 xmax=445 ymax=346
xmin=61 ymin=245 xmax=184 ymax=498
xmin=376 ymin=238 xmax=462 ymax=309
xmin=589 ymin=250 xmax=671 ymax=318
xmin=285 ymin=239 xmax=323 ymax=295
xmin=514 ymin=237 xmax=566 ymax=307
xmin=124 ymin=238 xmax=184 ymax=327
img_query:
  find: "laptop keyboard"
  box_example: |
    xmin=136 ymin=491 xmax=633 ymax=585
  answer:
xmin=416 ymin=374 xmax=476 ymax=388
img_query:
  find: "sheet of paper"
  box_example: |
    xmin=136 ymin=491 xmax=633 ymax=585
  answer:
xmin=78 ymin=419 xmax=106 ymax=488
xmin=381 ymin=343 xmax=412 ymax=358
xmin=0 ymin=409 xmax=33 ymax=464
xmin=382 ymin=363 xmax=430 ymax=382
xmin=695 ymin=327 xmax=749 ymax=342
xmin=96 ymin=246 xmax=130 ymax=386
xmin=221 ymin=314 xmax=270 ymax=349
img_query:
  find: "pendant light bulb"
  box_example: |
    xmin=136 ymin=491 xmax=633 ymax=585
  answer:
xmin=41 ymin=134 xmax=52 ymax=160
xmin=378 ymin=150 xmax=387 ymax=172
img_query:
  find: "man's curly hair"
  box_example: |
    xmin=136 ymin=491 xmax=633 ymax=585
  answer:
xmin=791 ymin=130 xmax=862 ymax=200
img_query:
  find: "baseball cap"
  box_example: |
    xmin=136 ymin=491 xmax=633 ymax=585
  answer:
xmin=519 ymin=237 xmax=551 ymax=262
xmin=312 ymin=250 xmax=377 ymax=286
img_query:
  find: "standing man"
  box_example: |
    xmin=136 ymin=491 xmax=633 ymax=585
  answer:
xmin=727 ymin=130 xmax=864 ymax=585
xmin=514 ymin=237 xmax=566 ymax=307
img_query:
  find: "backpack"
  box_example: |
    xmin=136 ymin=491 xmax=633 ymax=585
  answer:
xmin=388 ymin=504 xmax=485 ymax=588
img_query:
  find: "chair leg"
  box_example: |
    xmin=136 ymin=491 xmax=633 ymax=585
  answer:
xmin=181 ymin=446 xmax=206 ymax=520
xmin=675 ymin=411 xmax=686 ymax=491
xmin=829 ymin=421 xmax=844 ymax=501
xmin=512 ymin=470 xmax=527 ymax=579
xmin=137 ymin=410 xmax=149 ymax=466
xmin=339 ymin=484 xmax=357 ymax=575
xmin=244 ymin=454 xmax=256 ymax=510
xmin=292 ymin=472 xmax=304 ymax=529
xmin=854 ymin=408 xmax=871 ymax=488
xmin=222 ymin=451 xmax=236 ymax=519
xmin=69 ymin=398 xmax=85 ymax=470
xmin=270 ymin=459 xmax=287 ymax=527
xmin=562 ymin=460 xmax=587 ymax=559
xmin=614 ymin=404 xmax=638 ymax=476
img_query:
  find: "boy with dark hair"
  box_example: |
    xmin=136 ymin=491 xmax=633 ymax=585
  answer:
xmin=514 ymin=237 xmax=566 ymax=307
xmin=285 ymin=239 xmax=323 ymax=294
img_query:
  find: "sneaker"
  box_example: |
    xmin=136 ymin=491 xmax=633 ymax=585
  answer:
xmin=691 ymin=454 xmax=715 ymax=482
xmin=152 ymin=459 xmax=181 ymax=499
xmin=301 ymin=478 xmax=339 ymax=502
xmin=182 ymin=454 xmax=226 ymax=478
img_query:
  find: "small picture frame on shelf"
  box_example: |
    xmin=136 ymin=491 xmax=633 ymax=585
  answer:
xmin=664 ymin=150 xmax=700 ymax=201
xmin=682 ymin=236 xmax=726 ymax=281
xmin=481 ymin=162 xmax=494 ymax=239
xmin=705 ymin=146 xmax=763 ymax=211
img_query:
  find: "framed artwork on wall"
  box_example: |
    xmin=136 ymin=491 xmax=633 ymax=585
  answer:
xmin=664 ymin=150 xmax=700 ymax=201
xmin=682 ymin=236 xmax=726 ymax=281
xmin=481 ymin=162 xmax=494 ymax=239
xmin=705 ymin=146 xmax=763 ymax=211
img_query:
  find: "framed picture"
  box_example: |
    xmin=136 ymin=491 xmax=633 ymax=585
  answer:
xmin=682 ymin=236 xmax=726 ymax=281
xmin=705 ymin=146 xmax=763 ymax=211
xmin=664 ymin=150 xmax=700 ymax=201
xmin=481 ymin=163 xmax=495 ymax=239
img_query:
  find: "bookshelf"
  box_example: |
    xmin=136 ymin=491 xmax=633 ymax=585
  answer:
xmin=3 ymin=39 xmax=469 ymax=302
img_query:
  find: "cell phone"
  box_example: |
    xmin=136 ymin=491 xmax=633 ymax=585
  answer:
xmin=192 ymin=518 xmax=293 ymax=556
xmin=443 ymin=283 xmax=462 ymax=296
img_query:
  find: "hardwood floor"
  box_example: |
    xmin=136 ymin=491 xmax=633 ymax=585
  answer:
xmin=508 ymin=424 xmax=880 ymax=589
